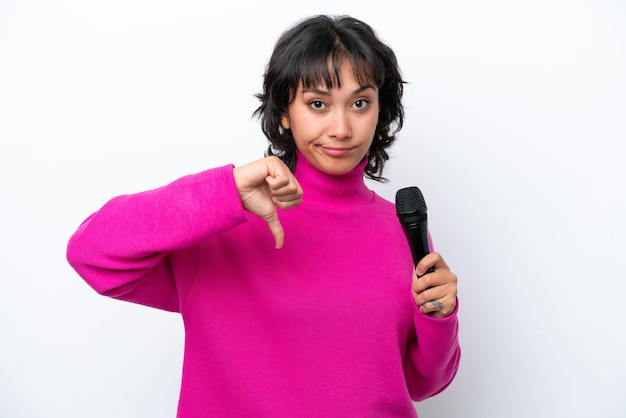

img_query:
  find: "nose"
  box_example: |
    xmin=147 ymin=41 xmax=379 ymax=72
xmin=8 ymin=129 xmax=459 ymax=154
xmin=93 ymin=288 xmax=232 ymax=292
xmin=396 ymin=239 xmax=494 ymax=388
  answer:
xmin=327 ymin=110 xmax=352 ymax=141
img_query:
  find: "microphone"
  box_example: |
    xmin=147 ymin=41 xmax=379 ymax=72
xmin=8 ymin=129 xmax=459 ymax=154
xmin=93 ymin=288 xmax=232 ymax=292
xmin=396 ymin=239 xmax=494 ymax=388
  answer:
xmin=395 ymin=186 xmax=434 ymax=276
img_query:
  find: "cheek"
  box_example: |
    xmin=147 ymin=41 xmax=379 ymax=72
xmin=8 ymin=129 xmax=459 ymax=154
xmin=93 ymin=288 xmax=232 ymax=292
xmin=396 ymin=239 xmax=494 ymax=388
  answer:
xmin=363 ymin=115 xmax=379 ymax=142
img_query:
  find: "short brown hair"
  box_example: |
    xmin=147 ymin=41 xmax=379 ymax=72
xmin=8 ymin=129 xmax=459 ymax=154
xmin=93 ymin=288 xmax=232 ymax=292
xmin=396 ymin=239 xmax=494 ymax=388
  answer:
xmin=254 ymin=15 xmax=405 ymax=182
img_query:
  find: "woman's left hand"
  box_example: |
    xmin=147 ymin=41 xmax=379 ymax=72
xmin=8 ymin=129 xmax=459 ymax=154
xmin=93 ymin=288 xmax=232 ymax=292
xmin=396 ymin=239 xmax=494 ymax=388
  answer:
xmin=411 ymin=252 xmax=458 ymax=318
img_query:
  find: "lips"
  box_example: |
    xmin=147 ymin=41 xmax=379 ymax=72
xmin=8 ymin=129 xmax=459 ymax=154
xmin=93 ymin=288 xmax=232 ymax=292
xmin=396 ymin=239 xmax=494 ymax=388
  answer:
xmin=320 ymin=146 xmax=352 ymax=157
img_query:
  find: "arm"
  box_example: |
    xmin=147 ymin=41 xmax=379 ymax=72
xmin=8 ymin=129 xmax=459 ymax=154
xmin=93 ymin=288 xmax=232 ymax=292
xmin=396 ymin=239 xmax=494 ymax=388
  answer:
xmin=66 ymin=157 xmax=303 ymax=312
xmin=404 ymin=252 xmax=461 ymax=400
xmin=66 ymin=165 xmax=248 ymax=311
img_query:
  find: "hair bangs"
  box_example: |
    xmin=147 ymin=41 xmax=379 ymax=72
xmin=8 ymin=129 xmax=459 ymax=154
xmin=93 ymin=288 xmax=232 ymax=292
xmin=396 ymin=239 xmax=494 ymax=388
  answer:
xmin=298 ymin=51 xmax=377 ymax=92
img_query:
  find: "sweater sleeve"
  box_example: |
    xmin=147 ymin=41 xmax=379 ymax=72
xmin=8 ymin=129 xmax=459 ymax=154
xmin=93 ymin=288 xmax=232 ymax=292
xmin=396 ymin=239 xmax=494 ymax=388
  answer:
xmin=403 ymin=299 xmax=461 ymax=401
xmin=66 ymin=164 xmax=248 ymax=312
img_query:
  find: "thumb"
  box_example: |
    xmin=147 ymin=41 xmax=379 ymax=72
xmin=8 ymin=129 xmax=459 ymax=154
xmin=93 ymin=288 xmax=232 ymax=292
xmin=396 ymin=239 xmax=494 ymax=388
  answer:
xmin=263 ymin=209 xmax=285 ymax=249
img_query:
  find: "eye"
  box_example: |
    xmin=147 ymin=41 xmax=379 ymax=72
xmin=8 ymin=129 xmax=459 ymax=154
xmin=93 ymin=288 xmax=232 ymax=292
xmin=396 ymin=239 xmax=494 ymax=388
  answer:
xmin=353 ymin=99 xmax=370 ymax=110
xmin=309 ymin=100 xmax=325 ymax=110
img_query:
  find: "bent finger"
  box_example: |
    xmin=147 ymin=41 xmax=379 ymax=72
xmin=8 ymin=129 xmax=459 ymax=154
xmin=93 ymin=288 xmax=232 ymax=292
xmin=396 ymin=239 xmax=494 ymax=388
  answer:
xmin=416 ymin=252 xmax=449 ymax=277
xmin=267 ymin=175 xmax=302 ymax=197
xmin=419 ymin=297 xmax=455 ymax=318
xmin=272 ymin=195 xmax=302 ymax=211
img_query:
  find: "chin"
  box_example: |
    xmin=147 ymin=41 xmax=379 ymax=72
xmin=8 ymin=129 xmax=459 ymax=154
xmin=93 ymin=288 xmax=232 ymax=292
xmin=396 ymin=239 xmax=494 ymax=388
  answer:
xmin=320 ymin=162 xmax=357 ymax=176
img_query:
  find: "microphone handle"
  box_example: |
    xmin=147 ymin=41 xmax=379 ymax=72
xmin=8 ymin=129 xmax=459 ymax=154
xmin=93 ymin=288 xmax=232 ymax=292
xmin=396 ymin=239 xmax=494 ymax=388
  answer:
xmin=402 ymin=220 xmax=435 ymax=277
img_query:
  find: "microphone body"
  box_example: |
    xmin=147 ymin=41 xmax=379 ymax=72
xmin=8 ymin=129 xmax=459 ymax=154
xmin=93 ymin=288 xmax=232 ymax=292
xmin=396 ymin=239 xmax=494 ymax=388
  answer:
xmin=395 ymin=186 xmax=434 ymax=276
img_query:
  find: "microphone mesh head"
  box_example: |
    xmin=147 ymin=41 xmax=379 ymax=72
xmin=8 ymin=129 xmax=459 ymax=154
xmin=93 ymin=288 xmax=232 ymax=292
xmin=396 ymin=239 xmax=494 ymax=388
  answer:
xmin=395 ymin=186 xmax=428 ymax=216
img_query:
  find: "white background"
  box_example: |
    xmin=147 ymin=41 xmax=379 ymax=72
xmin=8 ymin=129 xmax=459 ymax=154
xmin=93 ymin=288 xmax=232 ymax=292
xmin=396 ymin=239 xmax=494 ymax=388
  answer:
xmin=1 ymin=1 xmax=625 ymax=417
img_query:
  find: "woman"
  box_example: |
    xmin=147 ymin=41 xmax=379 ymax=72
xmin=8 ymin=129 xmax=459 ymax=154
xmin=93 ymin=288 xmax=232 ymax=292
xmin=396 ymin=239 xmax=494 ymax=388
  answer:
xmin=67 ymin=14 xmax=460 ymax=417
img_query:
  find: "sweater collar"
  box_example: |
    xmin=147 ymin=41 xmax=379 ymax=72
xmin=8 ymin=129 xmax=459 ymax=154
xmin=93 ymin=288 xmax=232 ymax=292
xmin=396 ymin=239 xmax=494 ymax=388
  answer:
xmin=292 ymin=150 xmax=374 ymax=208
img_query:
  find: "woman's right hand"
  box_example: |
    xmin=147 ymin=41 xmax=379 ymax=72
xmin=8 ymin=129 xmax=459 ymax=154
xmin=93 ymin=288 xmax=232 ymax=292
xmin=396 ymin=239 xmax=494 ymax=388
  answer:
xmin=233 ymin=156 xmax=303 ymax=249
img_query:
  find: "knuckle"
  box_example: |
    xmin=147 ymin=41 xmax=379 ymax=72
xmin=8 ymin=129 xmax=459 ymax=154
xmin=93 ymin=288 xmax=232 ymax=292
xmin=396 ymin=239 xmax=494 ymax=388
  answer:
xmin=421 ymin=274 xmax=434 ymax=287
xmin=287 ymin=182 xmax=299 ymax=193
xmin=447 ymin=273 xmax=458 ymax=288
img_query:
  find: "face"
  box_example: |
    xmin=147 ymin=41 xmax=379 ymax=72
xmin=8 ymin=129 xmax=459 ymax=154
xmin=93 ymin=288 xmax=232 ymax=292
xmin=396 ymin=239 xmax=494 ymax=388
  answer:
xmin=281 ymin=63 xmax=380 ymax=176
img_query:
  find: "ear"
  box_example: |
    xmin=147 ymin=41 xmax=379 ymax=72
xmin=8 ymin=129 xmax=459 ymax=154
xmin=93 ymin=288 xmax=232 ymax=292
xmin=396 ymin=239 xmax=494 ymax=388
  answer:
xmin=280 ymin=114 xmax=290 ymax=130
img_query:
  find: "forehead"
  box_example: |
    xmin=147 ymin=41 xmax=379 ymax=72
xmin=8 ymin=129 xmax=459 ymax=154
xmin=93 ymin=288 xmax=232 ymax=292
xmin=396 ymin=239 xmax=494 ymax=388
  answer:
xmin=299 ymin=54 xmax=376 ymax=90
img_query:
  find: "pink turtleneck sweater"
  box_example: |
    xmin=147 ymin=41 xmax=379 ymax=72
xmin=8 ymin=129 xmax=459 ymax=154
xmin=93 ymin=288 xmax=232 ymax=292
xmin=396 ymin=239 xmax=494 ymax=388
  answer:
xmin=66 ymin=153 xmax=460 ymax=417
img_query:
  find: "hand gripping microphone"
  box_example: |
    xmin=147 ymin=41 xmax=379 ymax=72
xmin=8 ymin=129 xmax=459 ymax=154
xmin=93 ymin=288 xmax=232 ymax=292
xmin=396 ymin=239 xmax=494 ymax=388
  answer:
xmin=395 ymin=186 xmax=434 ymax=276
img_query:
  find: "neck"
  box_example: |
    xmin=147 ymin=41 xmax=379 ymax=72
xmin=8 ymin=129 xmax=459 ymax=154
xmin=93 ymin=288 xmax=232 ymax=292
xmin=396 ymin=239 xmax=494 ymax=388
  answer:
xmin=292 ymin=150 xmax=374 ymax=208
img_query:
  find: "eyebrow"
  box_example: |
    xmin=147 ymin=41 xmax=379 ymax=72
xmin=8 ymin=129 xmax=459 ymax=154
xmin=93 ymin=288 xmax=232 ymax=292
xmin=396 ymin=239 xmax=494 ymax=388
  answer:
xmin=302 ymin=84 xmax=377 ymax=96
